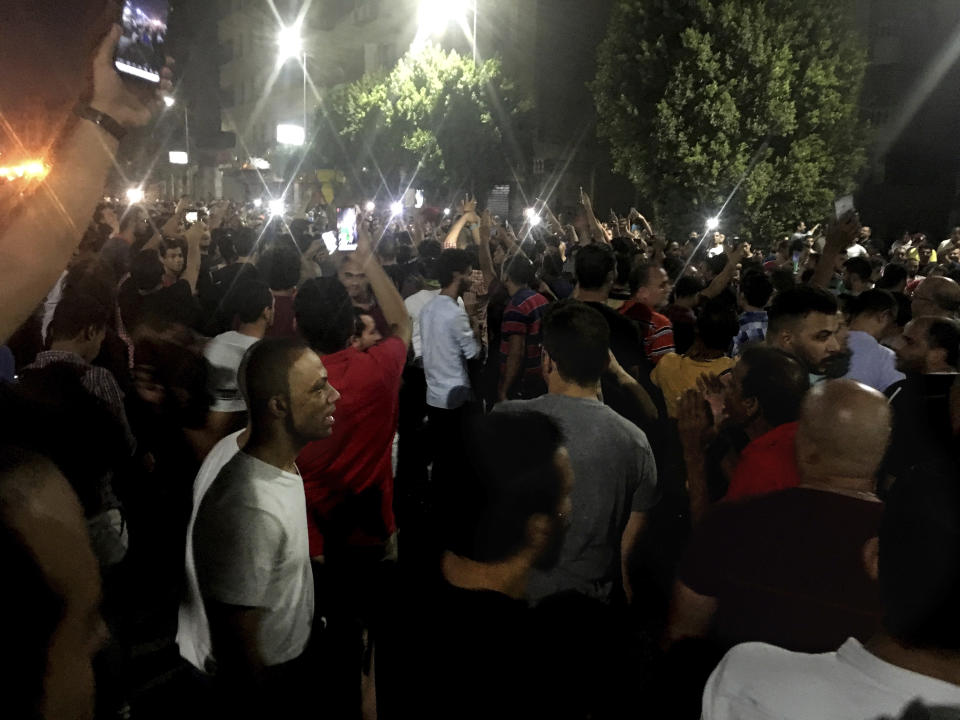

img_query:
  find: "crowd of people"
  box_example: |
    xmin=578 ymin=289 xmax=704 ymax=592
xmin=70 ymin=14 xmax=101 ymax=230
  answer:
xmin=3 ymin=21 xmax=960 ymax=720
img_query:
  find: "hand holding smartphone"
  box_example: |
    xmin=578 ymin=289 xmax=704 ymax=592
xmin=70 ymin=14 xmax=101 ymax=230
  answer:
xmin=115 ymin=1 xmax=170 ymax=84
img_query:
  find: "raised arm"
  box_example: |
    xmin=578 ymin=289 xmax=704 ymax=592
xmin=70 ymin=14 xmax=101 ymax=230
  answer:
xmin=358 ymin=218 xmax=412 ymax=349
xmin=812 ymin=213 xmax=859 ymax=290
xmin=478 ymin=209 xmax=496 ymax=286
xmin=182 ymin=221 xmax=205 ymax=294
xmin=0 ymin=25 xmax=167 ymax=342
xmin=580 ymin=190 xmax=607 ymax=244
xmin=700 ymin=245 xmax=745 ymax=300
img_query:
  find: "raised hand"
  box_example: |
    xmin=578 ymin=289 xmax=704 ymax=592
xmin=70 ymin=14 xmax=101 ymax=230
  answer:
xmin=92 ymin=25 xmax=172 ymax=128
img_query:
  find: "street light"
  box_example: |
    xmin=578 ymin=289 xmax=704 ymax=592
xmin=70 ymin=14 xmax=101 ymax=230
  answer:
xmin=126 ymin=187 xmax=144 ymax=204
xmin=163 ymin=96 xmax=175 ymax=108
xmin=390 ymin=201 xmax=404 ymax=217
xmin=268 ymin=198 xmax=285 ymax=216
xmin=707 ymin=216 xmax=720 ymax=231
xmin=415 ymin=0 xmax=477 ymax=61
xmin=365 ymin=201 xmax=376 ymax=213
xmin=277 ymin=25 xmax=307 ymax=141
xmin=168 ymin=151 xmax=188 ymax=165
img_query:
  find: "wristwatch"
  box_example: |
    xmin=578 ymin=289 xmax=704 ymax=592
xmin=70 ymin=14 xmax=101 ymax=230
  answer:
xmin=74 ymin=104 xmax=127 ymax=143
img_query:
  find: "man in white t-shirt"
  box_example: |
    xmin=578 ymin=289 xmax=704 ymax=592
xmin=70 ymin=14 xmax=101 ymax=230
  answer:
xmin=702 ymin=468 xmax=960 ymax=720
xmin=177 ymin=337 xmax=340 ymax=715
xmin=203 ymin=280 xmax=274 ymax=440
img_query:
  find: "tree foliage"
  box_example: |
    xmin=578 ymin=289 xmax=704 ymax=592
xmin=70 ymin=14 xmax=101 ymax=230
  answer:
xmin=313 ymin=44 xmax=532 ymax=198
xmin=593 ymin=0 xmax=869 ymax=241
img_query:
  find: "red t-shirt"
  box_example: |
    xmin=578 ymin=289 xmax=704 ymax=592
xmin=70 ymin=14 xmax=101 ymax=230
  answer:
xmin=266 ymin=292 xmax=297 ymax=338
xmin=724 ymin=421 xmax=801 ymax=501
xmin=298 ymin=336 xmax=406 ymax=557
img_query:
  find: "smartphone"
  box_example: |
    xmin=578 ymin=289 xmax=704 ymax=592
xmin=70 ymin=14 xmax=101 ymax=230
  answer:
xmin=185 ymin=211 xmax=198 ymax=224
xmin=337 ymin=208 xmax=357 ymax=251
xmin=834 ymin=195 xmax=855 ymax=221
xmin=114 ymin=0 xmax=170 ymax=84
xmin=321 ymin=231 xmax=338 ymax=254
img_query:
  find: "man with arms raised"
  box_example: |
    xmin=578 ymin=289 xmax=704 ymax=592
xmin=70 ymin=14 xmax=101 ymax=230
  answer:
xmin=178 ymin=338 xmax=340 ymax=716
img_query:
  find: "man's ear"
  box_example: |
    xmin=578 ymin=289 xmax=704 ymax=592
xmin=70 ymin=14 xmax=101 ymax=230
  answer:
xmin=268 ymin=394 xmax=289 ymax=418
xmin=541 ymin=347 xmax=554 ymax=378
xmin=743 ymin=395 xmax=760 ymax=417
xmin=863 ymin=536 xmax=880 ymax=582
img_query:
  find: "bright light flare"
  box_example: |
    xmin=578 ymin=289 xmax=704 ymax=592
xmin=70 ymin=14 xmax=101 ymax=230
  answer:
xmin=443 ymin=208 xmax=451 ymax=216
xmin=276 ymin=124 xmax=305 ymax=146
xmin=706 ymin=216 xmax=720 ymax=231
xmin=0 ymin=161 xmax=49 ymax=181
xmin=168 ymin=151 xmax=188 ymax=165
xmin=253 ymin=198 xmax=263 ymax=208
xmin=415 ymin=189 xmax=424 ymax=209
xmin=268 ymin=198 xmax=285 ymax=216
xmin=277 ymin=25 xmax=303 ymax=63
xmin=417 ymin=0 xmax=471 ymax=39
xmin=126 ymin=187 xmax=144 ymax=204
xmin=163 ymin=96 xmax=175 ymax=108
xmin=390 ymin=201 xmax=404 ymax=217
xmin=365 ymin=201 xmax=376 ymax=213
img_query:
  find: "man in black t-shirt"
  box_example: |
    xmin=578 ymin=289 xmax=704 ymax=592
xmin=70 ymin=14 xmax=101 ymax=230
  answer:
xmin=375 ymin=411 xmax=573 ymax=719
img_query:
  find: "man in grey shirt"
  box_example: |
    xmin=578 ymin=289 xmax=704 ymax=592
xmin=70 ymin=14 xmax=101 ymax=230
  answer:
xmin=496 ymin=300 xmax=658 ymax=604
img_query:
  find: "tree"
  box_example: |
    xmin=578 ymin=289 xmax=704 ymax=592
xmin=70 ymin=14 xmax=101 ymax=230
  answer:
xmin=312 ymin=44 xmax=532 ymax=200
xmin=593 ymin=0 xmax=869 ymax=241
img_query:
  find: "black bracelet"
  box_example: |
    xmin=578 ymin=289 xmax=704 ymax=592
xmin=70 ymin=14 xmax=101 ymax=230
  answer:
xmin=73 ymin=104 xmax=127 ymax=142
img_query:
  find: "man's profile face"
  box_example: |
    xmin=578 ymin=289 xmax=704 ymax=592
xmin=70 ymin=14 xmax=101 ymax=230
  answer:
xmin=784 ymin=312 xmax=842 ymax=374
xmin=895 ymin=320 xmax=931 ymax=374
xmin=338 ymin=256 xmax=370 ymax=302
xmin=640 ymin=267 xmax=671 ymax=309
xmin=285 ymin=349 xmax=341 ymax=441
xmin=723 ymin=362 xmax=753 ymax=426
xmin=161 ymin=247 xmax=184 ymax=275
xmin=13 ymin=467 xmax=107 ymax=720
xmin=457 ymin=266 xmax=475 ymax=296
xmin=351 ymin=314 xmax=382 ymax=351
xmin=860 ymin=226 xmax=871 ymax=240
xmin=906 ymin=258 xmax=920 ymax=275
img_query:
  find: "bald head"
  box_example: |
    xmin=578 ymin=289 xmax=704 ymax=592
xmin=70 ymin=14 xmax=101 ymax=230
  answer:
xmin=912 ymin=276 xmax=960 ymax=319
xmin=795 ymin=380 xmax=892 ymax=485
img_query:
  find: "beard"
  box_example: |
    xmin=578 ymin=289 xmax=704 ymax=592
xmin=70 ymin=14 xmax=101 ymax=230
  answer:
xmin=821 ymin=350 xmax=853 ymax=379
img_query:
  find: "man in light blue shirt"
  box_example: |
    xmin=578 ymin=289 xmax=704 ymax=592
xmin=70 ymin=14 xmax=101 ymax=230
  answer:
xmin=843 ymin=289 xmax=905 ymax=392
xmin=421 ymin=249 xmax=480 ymax=482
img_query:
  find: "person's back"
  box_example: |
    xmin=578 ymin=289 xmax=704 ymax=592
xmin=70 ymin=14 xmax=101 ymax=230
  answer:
xmin=495 ymin=301 xmax=658 ymax=603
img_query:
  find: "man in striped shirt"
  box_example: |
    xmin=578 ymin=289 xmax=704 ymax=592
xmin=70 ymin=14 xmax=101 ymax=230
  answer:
xmin=498 ymin=255 xmax=549 ymax=401
xmin=620 ymin=260 xmax=675 ymax=365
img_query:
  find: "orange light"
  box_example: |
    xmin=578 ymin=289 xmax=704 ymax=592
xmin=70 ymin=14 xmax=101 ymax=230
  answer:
xmin=0 ymin=160 xmax=49 ymax=182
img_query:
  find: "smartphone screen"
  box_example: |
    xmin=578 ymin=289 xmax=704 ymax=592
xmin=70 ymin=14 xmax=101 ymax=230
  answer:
xmin=115 ymin=0 xmax=169 ymax=84
xmin=185 ymin=211 xmax=198 ymax=224
xmin=337 ymin=208 xmax=357 ymax=251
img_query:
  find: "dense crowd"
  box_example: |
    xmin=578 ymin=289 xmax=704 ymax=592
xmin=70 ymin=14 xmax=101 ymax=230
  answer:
xmin=3 ymin=22 xmax=960 ymax=720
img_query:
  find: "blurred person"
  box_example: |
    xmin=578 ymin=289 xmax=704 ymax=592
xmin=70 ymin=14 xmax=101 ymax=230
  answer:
xmin=731 ymin=270 xmax=774 ymax=356
xmin=203 ymin=280 xmax=274 ymax=440
xmin=420 ymin=248 xmax=480 ymax=485
xmin=375 ymin=411 xmax=575 ymax=719
xmin=766 ymin=285 xmax=845 ymax=378
xmin=619 ymin=259 xmax=675 ymax=365
xmin=936 ymin=226 xmax=960 ymax=257
xmin=350 ymin=309 xmax=383 ymax=351
xmin=702 ymin=467 xmax=960 ymax=720
xmin=495 ymin=301 xmax=658 ymax=605
xmin=204 ymin=227 xmax=262 ymax=334
xmin=651 ymin=298 xmax=739 ymax=418
xmin=718 ymin=346 xmax=811 ymax=501
xmin=843 ymin=289 xmax=905 ymax=392
xmin=666 ymin=276 xmax=705 ymax=355
xmin=876 ymin=263 xmax=908 ymax=294
xmin=498 ymin=255 xmax=549 ymax=402
xmin=99 ymin=205 xmax=147 ymax=284
xmin=883 ymin=316 xmax=960 ymax=481
xmin=842 ymin=256 xmax=875 ymax=295
xmin=0 ymin=446 xmax=109 ymax=720
xmin=259 ymin=244 xmax=301 ymax=338
xmin=911 ymin=276 xmax=960 ymax=319
xmin=0 ymin=25 xmax=171 ymax=344
xmin=178 ymin=338 xmax=339 ymax=717
xmin=667 ymin=381 xmax=889 ymax=656
xmin=338 ymin=252 xmax=390 ymax=337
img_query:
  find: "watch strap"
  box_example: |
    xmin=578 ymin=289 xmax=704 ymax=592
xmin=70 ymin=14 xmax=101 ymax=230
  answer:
xmin=74 ymin=104 xmax=127 ymax=142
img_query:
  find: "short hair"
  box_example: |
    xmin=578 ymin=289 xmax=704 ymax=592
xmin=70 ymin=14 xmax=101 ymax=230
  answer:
xmin=628 ymin=259 xmax=656 ymax=295
xmin=442 ymin=411 xmax=566 ymax=563
xmin=48 ymin=292 xmax=113 ymax=342
xmin=923 ymin=317 xmax=960 ymax=368
xmin=435 ymin=249 xmax=472 ymax=288
xmin=876 ymin=263 xmax=908 ymax=290
xmin=767 ymin=285 xmax=839 ymax=336
xmin=224 ymin=279 xmax=273 ymax=325
xmin=233 ymin=226 xmax=258 ymax=258
xmin=739 ymin=345 xmax=810 ymax=426
xmin=295 ymin=278 xmax=355 ymax=354
xmin=542 ymin=300 xmax=610 ymax=386
xmin=159 ymin=236 xmax=185 ymax=258
xmin=879 ymin=467 xmax=960 ymax=650
xmin=377 ymin=236 xmax=397 ymax=262
xmin=769 ymin=267 xmax=796 ymax=294
xmin=241 ymin=337 xmax=309 ymax=424
xmin=843 ymin=256 xmax=873 ymax=284
xmin=740 ymin=270 xmax=774 ymax=308
xmin=504 ymin=254 xmax=536 ymax=287
xmin=849 ymin=288 xmax=898 ymax=319
xmin=574 ymin=244 xmax=616 ymax=290
xmin=706 ymin=253 xmax=729 ymax=277
xmin=696 ymin=297 xmax=740 ymax=351
xmin=259 ymin=245 xmax=301 ymax=290
xmin=674 ymin=275 xmax=704 ymax=299
xmin=0 ymin=446 xmax=67 ymax=719
xmin=130 ymin=249 xmax=163 ymax=291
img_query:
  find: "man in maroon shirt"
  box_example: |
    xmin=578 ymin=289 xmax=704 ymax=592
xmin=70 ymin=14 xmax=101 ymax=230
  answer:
xmin=667 ymin=380 xmax=890 ymax=656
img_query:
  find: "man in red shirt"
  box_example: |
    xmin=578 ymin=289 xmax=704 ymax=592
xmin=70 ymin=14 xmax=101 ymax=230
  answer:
xmin=722 ymin=345 xmax=811 ymax=500
xmin=294 ymin=224 xmax=411 ymax=563
xmin=619 ymin=260 xmax=675 ymax=365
